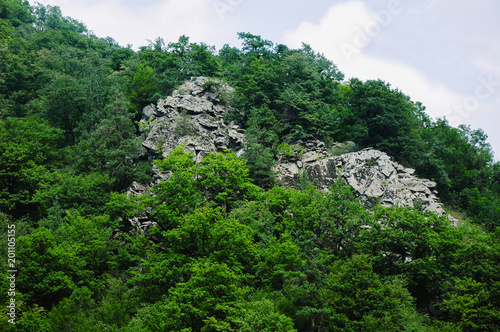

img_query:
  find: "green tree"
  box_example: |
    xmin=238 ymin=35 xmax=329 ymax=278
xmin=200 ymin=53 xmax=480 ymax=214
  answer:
xmin=338 ymin=78 xmax=424 ymax=157
xmin=163 ymin=207 xmax=258 ymax=272
xmin=417 ymin=120 xmax=494 ymax=205
xmin=242 ymin=107 xmax=279 ymax=188
xmin=442 ymin=278 xmax=500 ymax=331
xmin=362 ymin=206 xmax=450 ymax=308
xmin=275 ymin=50 xmax=340 ymax=140
xmin=131 ymin=35 xmax=221 ymax=110
xmin=226 ymin=295 xmax=297 ymax=332
xmin=461 ymin=187 xmax=500 ymax=230
xmin=17 ymin=227 xmax=79 ymax=308
xmin=286 ymin=181 xmax=370 ymax=258
xmin=255 ymin=234 xmax=303 ymax=290
xmin=68 ymin=88 xmax=144 ymax=189
xmin=152 ymin=146 xmax=200 ymax=229
xmin=323 ymin=256 xmax=429 ymax=331
xmin=0 ymin=0 xmax=34 ymax=26
xmin=33 ymin=171 xmax=113 ymax=216
xmin=195 ymin=151 xmax=259 ymax=211
xmin=0 ymin=116 xmax=62 ymax=218
xmin=134 ymin=260 xmax=249 ymax=332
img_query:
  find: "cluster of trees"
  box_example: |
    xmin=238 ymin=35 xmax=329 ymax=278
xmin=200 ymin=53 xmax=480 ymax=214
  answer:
xmin=2 ymin=147 xmax=499 ymax=331
xmin=1 ymin=1 xmax=499 ymax=331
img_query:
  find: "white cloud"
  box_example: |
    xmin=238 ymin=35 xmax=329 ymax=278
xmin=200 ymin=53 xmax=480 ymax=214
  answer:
xmin=29 ymin=0 xmax=240 ymax=49
xmin=282 ymin=1 xmax=464 ymax=121
xmin=473 ymin=58 xmax=500 ymax=78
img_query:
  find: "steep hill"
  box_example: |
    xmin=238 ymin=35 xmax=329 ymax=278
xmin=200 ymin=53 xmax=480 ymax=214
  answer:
xmin=1 ymin=2 xmax=500 ymax=330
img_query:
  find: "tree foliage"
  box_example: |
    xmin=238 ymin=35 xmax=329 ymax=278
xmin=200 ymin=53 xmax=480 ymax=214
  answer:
xmin=1 ymin=2 xmax=500 ymax=330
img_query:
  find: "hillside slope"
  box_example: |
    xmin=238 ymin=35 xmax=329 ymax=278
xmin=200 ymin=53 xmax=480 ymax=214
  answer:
xmin=1 ymin=2 xmax=499 ymax=331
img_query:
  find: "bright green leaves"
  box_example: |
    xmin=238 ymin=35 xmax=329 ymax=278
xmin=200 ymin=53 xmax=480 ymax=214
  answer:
xmin=227 ymin=40 xmax=342 ymax=142
xmin=255 ymin=234 xmax=303 ymax=290
xmin=197 ymin=151 xmax=256 ymax=209
xmin=131 ymin=35 xmax=221 ymax=110
xmin=134 ymin=260 xmax=297 ymax=332
xmin=225 ymin=298 xmax=298 ymax=332
xmin=2 ymin=10 xmax=500 ymax=331
xmin=442 ymin=277 xmax=500 ymax=331
xmin=16 ymin=213 xmax=120 ymax=310
xmin=324 ymin=256 xmax=428 ymax=331
xmin=16 ymin=227 xmax=78 ymax=308
xmin=153 ymin=147 xmax=258 ymax=226
xmin=135 ymin=261 xmax=246 ymax=332
xmin=55 ymin=213 xmax=114 ymax=275
xmin=135 ymin=148 xmax=261 ymax=296
xmin=282 ymin=255 xmax=428 ymax=331
xmin=285 ymin=181 xmax=369 ymax=257
xmin=0 ymin=116 xmax=62 ymax=218
xmin=34 ymin=171 xmax=113 ymax=216
xmin=152 ymin=147 xmax=200 ymax=228
xmin=361 ymin=206 xmax=450 ymax=307
xmin=156 ymin=144 xmax=196 ymax=172
xmin=0 ymin=116 xmax=62 ymax=165
xmin=163 ymin=207 xmax=258 ymax=270
xmin=222 ymin=37 xmax=346 ymax=185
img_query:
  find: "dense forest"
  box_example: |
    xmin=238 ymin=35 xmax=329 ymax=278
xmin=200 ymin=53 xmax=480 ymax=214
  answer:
xmin=1 ymin=0 xmax=500 ymax=331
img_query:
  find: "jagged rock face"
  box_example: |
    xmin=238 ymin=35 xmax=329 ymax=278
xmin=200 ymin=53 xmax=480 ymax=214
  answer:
xmin=131 ymin=77 xmax=456 ymax=226
xmin=128 ymin=77 xmax=246 ymax=229
xmin=139 ymin=77 xmax=245 ymax=162
xmin=275 ymin=141 xmax=449 ymax=217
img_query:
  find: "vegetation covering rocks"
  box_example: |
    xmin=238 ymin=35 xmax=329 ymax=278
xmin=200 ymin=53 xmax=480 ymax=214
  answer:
xmin=132 ymin=80 xmax=455 ymax=228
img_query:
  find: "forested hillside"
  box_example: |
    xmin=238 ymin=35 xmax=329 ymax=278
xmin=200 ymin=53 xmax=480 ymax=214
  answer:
xmin=1 ymin=1 xmax=499 ymax=331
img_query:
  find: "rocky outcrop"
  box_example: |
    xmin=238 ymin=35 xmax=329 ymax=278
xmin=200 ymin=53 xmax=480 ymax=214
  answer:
xmin=275 ymin=139 xmax=452 ymax=219
xmin=127 ymin=77 xmax=246 ymax=229
xmin=139 ymin=77 xmax=244 ymax=162
xmin=128 ymin=77 xmax=245 ymax=197
xmin=129 ymin=77 xmax=457 ymax=226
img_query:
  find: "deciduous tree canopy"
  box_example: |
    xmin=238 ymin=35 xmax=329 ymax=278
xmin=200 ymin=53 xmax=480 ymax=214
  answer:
xmin=1 ymin=1 xmax=499 ymax=331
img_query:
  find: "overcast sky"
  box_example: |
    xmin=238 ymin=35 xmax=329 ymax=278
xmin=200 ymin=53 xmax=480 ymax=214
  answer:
xmin=28 ymin=0 xmax=500 ymax=159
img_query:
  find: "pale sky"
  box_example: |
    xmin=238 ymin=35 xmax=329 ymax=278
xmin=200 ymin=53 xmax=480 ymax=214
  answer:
xmin=29 ymin=0 xmax=500 ymax=159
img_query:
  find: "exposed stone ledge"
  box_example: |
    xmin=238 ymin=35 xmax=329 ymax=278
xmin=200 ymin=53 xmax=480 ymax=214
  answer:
xmin=129 ymin=77 xmax=459 ymax=228
xmin=275 ymin=145 xmax=455 ymax=222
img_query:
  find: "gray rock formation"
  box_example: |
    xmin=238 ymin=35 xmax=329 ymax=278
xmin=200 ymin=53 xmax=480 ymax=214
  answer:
xmin=128 ymin=77 xmax=244 ymax=196
xmin=275 ymin=139 xmax=453 ymax=219
xmin=139 ymin=76 xmax=244 ymax=162
xmin=128 ymin=77 xmax=457 ymax=227
xmin=127 ymin=77 xmax=247 ymax=229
